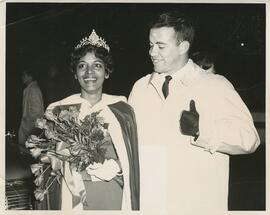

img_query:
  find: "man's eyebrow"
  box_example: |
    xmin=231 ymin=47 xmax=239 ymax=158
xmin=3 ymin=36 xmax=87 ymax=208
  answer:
xmin=156 ymin=42 xmax=166 ymax=45
xmin=149 ymin=41 xmax=167 ymax=45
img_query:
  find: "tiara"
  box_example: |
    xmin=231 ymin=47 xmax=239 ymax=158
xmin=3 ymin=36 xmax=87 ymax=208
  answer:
xmin=74 ymin=29 xmax=110 ymax=52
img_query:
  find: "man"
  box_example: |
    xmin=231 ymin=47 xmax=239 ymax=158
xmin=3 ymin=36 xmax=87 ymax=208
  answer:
xmin=128 ymin=11 xmax=260 ymax=213
xmin=18 ymin=69 xmax=44 ymax=146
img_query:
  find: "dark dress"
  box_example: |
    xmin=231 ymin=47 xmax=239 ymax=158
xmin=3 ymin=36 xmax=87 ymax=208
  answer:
xmin=82 ymin=138 xmax=124 ymax=210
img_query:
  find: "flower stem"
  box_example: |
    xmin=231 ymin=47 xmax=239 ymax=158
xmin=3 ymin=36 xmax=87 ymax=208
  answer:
xmin=39 ymin=165 xmax=51 ymax=178
xmin=44 ymin=176 xmax=58 ymax=193
xmin=39 ymin=130 xmax=45 ymax=138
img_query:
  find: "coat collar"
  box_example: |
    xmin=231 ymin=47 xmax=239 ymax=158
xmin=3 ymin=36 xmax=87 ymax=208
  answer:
xmin=148 ymin=59 xmax=199 ymax=87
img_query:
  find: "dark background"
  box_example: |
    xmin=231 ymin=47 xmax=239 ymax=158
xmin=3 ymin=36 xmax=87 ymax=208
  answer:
xmin=5 ymin=3 xmax=266 ymax=210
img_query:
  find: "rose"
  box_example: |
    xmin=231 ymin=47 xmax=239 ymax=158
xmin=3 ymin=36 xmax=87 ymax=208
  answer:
xmin=45 ymin=109 xmax=56 ymax=121
xmin=30 ymin=163 xmax=43 ymax=176
xmin=58 ymin=110 xmax=71 ymax=121
xmin=30 ymin=148 xmax=44 ymax=158
xmin=69 ymin=106 xmax=80 ymax=119
xmin=50 ymin=171 xmax=58 ymax=176
xmin=25 ymin=140 xmax=37 ymax=148
xmin=28 ymin=135 xmax=43 ymax=142
xmin=45 ymin=130 xmax=57 ymax=140
xmin=34 ymin=188 xmax=47 ymax=201
xmin=35 ymin=118 xmax=48 ymax=129
xmin=49 ymin=155 xmax=63 ymax=171
xmin=34 ymin=175 xmax=44 ymax=186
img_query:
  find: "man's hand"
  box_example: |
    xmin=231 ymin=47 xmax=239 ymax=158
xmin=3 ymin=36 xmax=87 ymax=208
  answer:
xmin=180 ymin=99 xmax=200 ymax=141
xmin=86 ymin=159 xmax=121 ymax=181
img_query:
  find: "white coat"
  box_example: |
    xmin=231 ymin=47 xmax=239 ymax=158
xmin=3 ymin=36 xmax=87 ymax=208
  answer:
xmin=128 ymin=59 xmax=260 ymax=214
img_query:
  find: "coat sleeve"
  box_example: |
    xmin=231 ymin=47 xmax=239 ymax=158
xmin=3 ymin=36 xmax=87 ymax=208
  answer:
xmin=192 ymin=77 xmax=260 ymax=155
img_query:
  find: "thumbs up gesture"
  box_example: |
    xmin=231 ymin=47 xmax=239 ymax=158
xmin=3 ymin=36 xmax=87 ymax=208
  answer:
xmin=180 ymin=100 xmax=200 ymax=140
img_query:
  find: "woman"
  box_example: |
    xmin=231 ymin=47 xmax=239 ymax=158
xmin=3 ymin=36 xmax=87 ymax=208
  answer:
xmin=46 ymin=30 xmax=139 ymax=210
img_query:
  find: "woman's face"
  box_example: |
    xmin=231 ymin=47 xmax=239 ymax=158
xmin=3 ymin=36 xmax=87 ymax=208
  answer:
xmin=75 ymin=52 xmax=108 ymax=95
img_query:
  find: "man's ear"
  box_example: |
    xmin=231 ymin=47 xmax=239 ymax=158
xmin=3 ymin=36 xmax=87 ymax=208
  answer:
xmin=179 ymin=41 xmax=190 ymax=54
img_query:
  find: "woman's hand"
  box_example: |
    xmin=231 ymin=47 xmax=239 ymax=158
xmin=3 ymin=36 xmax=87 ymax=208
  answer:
xmin=86 ymin=159 xmax=121 ymax=181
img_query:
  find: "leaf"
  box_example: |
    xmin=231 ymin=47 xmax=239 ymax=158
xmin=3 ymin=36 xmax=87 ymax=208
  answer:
xmin=78 ymin=132 xmax=82 ymax=144
xmin=74 ymin=135 xmax=79 ymax=142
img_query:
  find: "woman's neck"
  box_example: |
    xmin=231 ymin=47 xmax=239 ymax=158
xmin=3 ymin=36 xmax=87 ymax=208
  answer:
xmin=81 ymin=90 xmax=102 ymax=106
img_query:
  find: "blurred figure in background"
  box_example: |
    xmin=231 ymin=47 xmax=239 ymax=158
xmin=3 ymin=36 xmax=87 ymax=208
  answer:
xmin=18 ymin=68 xmax=44 ymax=147
xmin=44 ymin=65 xmax=65 ymax=108
xmin=191 ymin=51 xmax=216 ymax=74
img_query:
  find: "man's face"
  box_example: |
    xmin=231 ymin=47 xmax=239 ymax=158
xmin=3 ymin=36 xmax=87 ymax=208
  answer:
xmin=149 ymin=27 xmax=183 ymax=75
xmin=21 ymin=72 xmax=32 ymax=85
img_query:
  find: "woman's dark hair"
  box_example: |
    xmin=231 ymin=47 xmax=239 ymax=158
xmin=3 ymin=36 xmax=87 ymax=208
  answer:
xmin=149 ymin=10 xmax=195 ymax=46
xmin=191 ymin=51 xmax=215 ymax=70
xmin=70 ymin=44 xmax=113 ymax=75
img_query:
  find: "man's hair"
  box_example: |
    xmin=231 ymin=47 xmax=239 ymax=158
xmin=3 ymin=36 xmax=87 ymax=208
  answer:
xmin=22 ymin=68 xmax=37 ymax=80
xmin=149 ymin=11 xmax=195 ymax=46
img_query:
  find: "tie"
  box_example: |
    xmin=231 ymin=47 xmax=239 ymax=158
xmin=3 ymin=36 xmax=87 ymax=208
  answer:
xmin=162 ymin=75 xmax=172 ymax=99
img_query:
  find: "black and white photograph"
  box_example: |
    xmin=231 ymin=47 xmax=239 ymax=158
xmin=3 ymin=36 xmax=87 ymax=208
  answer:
xmin=2 ymin=1 xmax=268 ymax=214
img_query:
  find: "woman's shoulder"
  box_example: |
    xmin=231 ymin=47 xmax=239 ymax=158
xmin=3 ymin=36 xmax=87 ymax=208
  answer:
xmin=102 ymin=93 xmax=127 ymax=104
xmin=46 ymin=94 xmax=81 ymax=110
xmin=107 ymin=98 xmax=135 ymax=116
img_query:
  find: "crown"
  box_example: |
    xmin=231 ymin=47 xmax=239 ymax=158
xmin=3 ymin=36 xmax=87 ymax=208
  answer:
xmin=74 ymin=29 xmax=110 ymax=52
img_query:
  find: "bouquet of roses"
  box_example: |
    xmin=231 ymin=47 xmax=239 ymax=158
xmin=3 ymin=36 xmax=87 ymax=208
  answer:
xmin=25 ymin=104 xmax=109 ymax=201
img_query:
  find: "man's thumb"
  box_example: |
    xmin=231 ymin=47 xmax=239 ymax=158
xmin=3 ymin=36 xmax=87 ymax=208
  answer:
xmin=189 ymin=99 xmax=197 ymax=113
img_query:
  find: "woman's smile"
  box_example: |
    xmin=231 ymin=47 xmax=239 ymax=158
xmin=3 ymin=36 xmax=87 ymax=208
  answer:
xmin=83 ymin=76 xmax=97 ymax=82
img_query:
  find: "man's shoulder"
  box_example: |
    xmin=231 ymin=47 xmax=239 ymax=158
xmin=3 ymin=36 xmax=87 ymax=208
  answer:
xmin=128 ymin=74 xmax=153 ymax=104
xmin=196 ymin=71 xmax=234 ymax=90
xmin=132 ymin=74 xmax=152 ymax=89
xmin=28 ymin=81 xmax=41 ymax=90
xmin=27 ymin=82 xmax=43 ymax=96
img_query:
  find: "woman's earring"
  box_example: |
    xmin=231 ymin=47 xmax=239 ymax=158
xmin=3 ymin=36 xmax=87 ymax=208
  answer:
xmin=105 ymin=74 xmax=109 ymax=79
xmin=74 ymin=75 xmax=77 ymax=80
